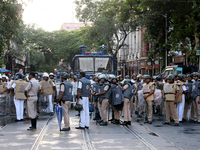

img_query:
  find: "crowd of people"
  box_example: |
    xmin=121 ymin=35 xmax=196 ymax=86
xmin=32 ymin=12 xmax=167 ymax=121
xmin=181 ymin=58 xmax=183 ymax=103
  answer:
xmin=0 ymin=71 xmax=199 ymax=132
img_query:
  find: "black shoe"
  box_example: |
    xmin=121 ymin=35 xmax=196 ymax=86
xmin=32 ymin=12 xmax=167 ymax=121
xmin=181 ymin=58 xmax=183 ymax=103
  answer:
xmin=182 ymin=119 xmax=187 ymax=122
xmin=148 ymin=121 xmax=152 ymax=124
xmin=75 ymin=126 xmax=85 ymax=129
xmin=163 ymin=122 xmax=171 ymax=125
xmin=15 ymin=119 xmax=20 ymax=122
xmin=99 ymin=122 xmax=107 ymax=126
xmin=61 ymin=127 xmax=70 ymax=131
xmin=27 ymin=127 xmax=37 ymax=131
xmin=20 ymin=119 xmax=25 ymax=121
xmin=190 ymin=120 xmax=196 ymax=123
xmin=85 ymin=126 xmax=89 ymax=129
xmin=127 ymin=121 xmax=131 ymax=125
xmin=50 ymin=112 xmax=54 ymax=116
xmin=135 ymin=111 xmax=138 ymax=114
xmin=75 ymin=114 xmax=80 ymax=116
xmin=97 ymin=120 xmax=103 ymax=123
xmin=174 ymin=123 xmax=179 ymax=126
xmin=196 ymin=121 xmax=200 ymax=124
xmin=144 ymin=120 xmax=149 ymax=124
xmin=137 ymin=115 xmax=142 ymax=118
xmin=112 ymin=120 xmax=120 ymax=124
xmin=120 ymin=121 xmax=128 ymax=126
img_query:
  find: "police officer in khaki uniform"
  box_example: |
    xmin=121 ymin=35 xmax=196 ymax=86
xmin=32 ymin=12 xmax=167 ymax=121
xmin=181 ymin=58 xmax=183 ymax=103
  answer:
xmin=57 ymin=73 xmax=73 ymax=131
xmin=40 ymin=73 xmax=55 ymax=115
xmin=95 ymin=74 xmax=111 ymax=126
xmin=121 ymin=79 xmax=134 ymax=126
xmin=49 ymin=73 xmax=57 ymax=104
xmin=162 ymin=74 xmax=180 ymax=126
xmin=68 ymin=72 xmax=74 ymax=83
xmin=0 ymin=75 xmax=8 ymax=95
xmin=25 ymin=72 xmax=40 ymax=131
xmin=143 ymin=75 xmax=155 ymax=124
xmin=10 ymin=73 xmax=27 ymax=121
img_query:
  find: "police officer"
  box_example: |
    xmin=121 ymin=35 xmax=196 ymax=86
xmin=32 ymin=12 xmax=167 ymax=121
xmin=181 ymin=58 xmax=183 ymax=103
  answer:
xmin=25 ymin=72 xmax=40 ymax=131
xmin=190 ymin=72 xmax=200 ymax=123
xmin=40 ymin=73 xmax=55 ymax=115
xmin=177 ymin=74 xmax=187 ymax=122
xmin=57 ymin=73 xmax=73 ymax=131
xmin=143 ymin=75 xmax=155 ymax=124
xmin=117 ymin=75 xmax=123 ymax=85
xmin=183 ymin=74 xmax=193 ymax=122
xmin=110 ymin=76 xmax=122 ymax=124
xmin=68 ymin=72 xmax=74 ymax=83
xmin=135 ymin=74 xmax=143 ymax=117
xmin=55 ymin=72 xmax=62 ymax=83
xmin=0 ymin=75 xmax=8 ymax=95
xmin=155 ymin=75 xmax=164 ymax=116
xmin=131 ymin=73 xmax=137 ymax=83
xmin=162 ymin=74 xmax=180 ymax=126
xmin=10 ymin=73 xmax=27 ymax=121
xmin=95 ymin=74 xmax=111 ymax=126
xmin=91 ymin=76 xmax=100 ymax=121
xmin=121 ymin=79 xmax=134 ymax=126
xmin=49 ymin=73 xmax=57 ymax=104
xmin=76 ymin=72 xmax=91 ymax=129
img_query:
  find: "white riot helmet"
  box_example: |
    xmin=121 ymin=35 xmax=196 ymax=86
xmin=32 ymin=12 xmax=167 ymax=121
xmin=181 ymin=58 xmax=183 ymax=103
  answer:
xmin=2 ymin=74 xmax=6 ymax=78
xmin=49 ymin=73 xmax=54 ymax=76
xmin=43 ymin=72 xmax=49 ymax=78
xmin=6 ymin=76 xmax=8 ymax=80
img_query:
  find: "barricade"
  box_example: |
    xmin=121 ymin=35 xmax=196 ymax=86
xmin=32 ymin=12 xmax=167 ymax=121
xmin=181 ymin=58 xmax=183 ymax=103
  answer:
xmin=0 ymin=95 xmax=6 ymax=116
xmin=39 ymin=94 xmax=49 ymax=113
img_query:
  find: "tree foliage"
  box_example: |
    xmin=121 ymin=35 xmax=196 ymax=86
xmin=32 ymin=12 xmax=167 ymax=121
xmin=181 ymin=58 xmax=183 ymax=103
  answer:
xmin=0 ymin=1 xmax=22 ymax=53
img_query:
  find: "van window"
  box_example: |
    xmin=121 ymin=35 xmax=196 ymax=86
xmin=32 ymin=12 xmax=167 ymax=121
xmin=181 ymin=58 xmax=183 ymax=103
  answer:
xmin=174 ymin=71 xmax=181 ymax=75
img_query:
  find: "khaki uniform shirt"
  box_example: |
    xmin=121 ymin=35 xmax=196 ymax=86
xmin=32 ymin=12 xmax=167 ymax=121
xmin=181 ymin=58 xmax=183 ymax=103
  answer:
xmin=25 ymin=78 xmax=40 ymax=96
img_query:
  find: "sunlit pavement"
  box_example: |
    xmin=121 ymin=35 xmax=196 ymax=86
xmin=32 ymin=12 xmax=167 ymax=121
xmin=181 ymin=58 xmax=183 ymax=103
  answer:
xmin=0 ymin=110 xmax=199 ymax=150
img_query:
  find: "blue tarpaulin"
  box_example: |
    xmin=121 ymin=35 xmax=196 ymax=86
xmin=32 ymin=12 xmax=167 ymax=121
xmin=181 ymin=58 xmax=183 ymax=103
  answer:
xmin=0 ymin=68 xmax=10 ymax=74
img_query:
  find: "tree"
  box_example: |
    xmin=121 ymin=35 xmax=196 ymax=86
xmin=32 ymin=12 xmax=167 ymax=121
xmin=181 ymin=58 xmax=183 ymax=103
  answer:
xmin=75 ymin=0 xmax=140 ymax=59
xmin=0 ymin=1 xmax=22 ymax=54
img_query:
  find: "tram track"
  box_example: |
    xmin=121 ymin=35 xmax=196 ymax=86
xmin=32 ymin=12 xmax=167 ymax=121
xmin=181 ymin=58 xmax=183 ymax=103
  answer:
xmin=123 ymin=125 xmax=157 ymax=150
xmin=82 ymin=128 xmax=95 ymax=150
xmin=30 ymin=116 xmax=52 ymax=150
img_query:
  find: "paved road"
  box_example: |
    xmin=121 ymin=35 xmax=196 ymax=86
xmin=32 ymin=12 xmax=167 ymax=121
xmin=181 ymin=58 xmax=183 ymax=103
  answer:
xmin=0 ymin=110 xmax=199 ymax=150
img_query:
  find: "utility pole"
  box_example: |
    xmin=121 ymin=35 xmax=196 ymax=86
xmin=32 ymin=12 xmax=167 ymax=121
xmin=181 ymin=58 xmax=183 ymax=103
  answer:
xmin=165 ymin=13 xmax=168 ymax=67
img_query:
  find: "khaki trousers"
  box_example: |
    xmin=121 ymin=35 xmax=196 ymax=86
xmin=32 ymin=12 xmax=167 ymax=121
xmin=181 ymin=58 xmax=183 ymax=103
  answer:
xmin=135 ymin=95 xmax=138 ymax=111
xmin=113 ymin=106 xmax=120 ymax=120
xmin=123 ymin=98 xmax=131 ymax=121
xmin=193 ymin=96 xmax=200 ymax=122
xmin=165 ymin=101 xmax=179 ymax=123
xmin=27 ymin=96 xmax=37 ymax=119
xmin=61 ymin=101 xmax=71 ymax=128
xmin=145 ymin=100 xmax=153 ymax=122
xmin=98 ymin=99 xmax=102 ymax=119
xmin=130 ymin=96 xmax=134 ymax=115
xmin=100 ymin=99 xmax=109 ymax=122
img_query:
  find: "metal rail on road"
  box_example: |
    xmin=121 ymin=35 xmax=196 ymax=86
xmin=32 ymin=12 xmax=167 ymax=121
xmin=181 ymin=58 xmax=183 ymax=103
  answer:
xmin=31 ymin=116 xmax=53 ymax=150
xmin=124 ymin=125 xmax=157 ymax=150
xmin=82 ymin=129 xmax=95 ymax=150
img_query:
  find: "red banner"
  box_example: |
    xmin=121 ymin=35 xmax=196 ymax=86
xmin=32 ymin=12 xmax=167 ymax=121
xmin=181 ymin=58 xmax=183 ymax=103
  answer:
xmin=147 ymin=65 xmax=152 ymax=70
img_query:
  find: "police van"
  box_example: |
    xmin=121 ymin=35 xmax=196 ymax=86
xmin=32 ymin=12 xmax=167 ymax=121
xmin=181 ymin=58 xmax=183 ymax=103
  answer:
xmin=162 ymin=65 xmax=198 ymax=76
